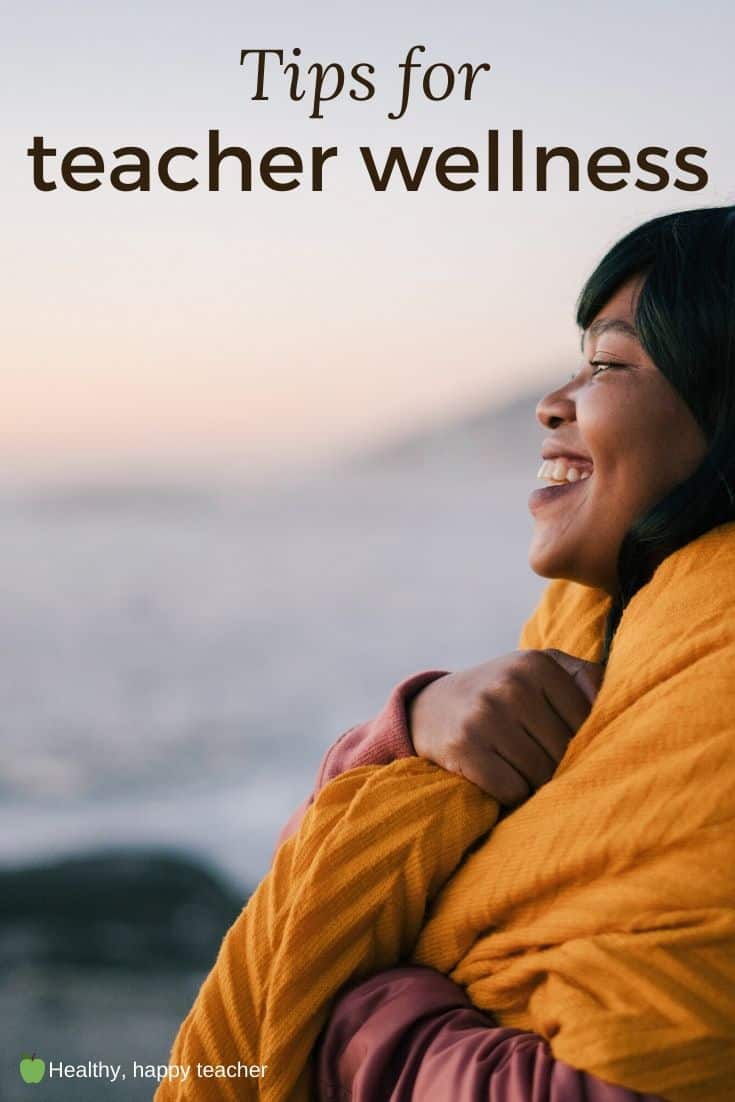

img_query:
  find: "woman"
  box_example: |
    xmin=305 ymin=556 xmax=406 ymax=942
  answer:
xmin=157 ymin=207 xmax=735 ymax=1101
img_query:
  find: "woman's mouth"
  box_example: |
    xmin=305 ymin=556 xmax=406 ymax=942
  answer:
xmin=537 ymin=458 xmax=592 ymax=484
xmin=528 ymin=457 xmax=593 ymax=514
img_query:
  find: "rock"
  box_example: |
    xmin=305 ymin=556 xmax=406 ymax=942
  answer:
xmin=0 ymin=849 xmax=245 ymax=969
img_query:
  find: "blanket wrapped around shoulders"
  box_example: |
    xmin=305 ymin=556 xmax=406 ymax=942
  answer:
xmin=156 ymin=523 xmax=735 ymax=1102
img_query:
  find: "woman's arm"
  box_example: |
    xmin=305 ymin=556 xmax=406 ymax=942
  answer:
xmin=275 ymin=648 xmax=602 ymax=852
xmin=316 ymin=967 xmax=666 ymax=1102
xmin=274 ymin=670 xmax=448 ymax=852
xmin=279 ymin=659 xmax=644 ymax=1101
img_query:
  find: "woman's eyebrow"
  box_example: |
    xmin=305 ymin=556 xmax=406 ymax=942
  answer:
xmin=579 ymin=317 xmax=639 ymax=350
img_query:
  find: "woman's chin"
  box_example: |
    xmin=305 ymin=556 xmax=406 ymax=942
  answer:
xmin=528 ymin=535 xmax=586 ymax=585
xmin=527 ymin=532 xmax=566 ymax=580
xmin=528 ymin=538 xmax=615 ymax=593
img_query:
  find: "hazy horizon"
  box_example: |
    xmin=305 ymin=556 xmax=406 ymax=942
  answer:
xmin=1 ymin=376 xmax=554 ymax=491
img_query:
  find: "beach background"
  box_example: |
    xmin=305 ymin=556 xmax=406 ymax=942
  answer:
xmin=4 ymin=0 xmax=735 ymax=1097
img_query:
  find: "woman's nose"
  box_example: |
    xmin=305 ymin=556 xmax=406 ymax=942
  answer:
xmin=536 ymin=382 xmax=576 ymax=430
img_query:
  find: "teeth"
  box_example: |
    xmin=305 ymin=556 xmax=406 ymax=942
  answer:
xmin=537 ymin=458 xmax=592 ymax=484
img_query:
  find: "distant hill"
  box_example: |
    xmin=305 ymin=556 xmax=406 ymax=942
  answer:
xmin=350 ymin=386 xmax=549 ymax=476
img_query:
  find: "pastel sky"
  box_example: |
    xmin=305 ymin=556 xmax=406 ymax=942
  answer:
xmin=4 ymin=0 xmax=735 ymax=483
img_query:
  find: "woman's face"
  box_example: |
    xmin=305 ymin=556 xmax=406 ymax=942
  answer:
xmin=528 ymin=276 xmax=708 ymax=594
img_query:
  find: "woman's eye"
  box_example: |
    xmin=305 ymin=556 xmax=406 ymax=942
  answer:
xmin=569 ymin=361 xmax=624 ymax=382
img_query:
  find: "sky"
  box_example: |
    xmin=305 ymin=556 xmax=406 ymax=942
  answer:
xmin=4 ymin=0 xmax=735 ymax=483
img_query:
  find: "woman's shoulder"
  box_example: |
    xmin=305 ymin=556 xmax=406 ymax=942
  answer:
xmin=519 ymin=579 xmax=610 ymax=662
xmin=520 ymin=521 xmax=735 ymax=662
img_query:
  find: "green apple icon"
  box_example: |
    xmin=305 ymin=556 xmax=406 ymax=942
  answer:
xmin=19 ymin=1054 xmax=45 ymax=1084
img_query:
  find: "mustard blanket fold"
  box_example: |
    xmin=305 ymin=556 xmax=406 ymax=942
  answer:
xmin=157 ymin=523 xmax=735 ymax=1102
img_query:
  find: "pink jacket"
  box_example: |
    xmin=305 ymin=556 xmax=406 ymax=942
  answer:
xmin=275 ymin=673 xmax=666 ymax=1102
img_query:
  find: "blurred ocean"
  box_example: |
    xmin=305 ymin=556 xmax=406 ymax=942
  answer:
xmin=1 ymin=391 xmax=548 ymax=891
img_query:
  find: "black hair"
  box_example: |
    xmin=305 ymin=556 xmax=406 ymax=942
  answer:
xmin=575 ymin=206 xmax=735 ymax=663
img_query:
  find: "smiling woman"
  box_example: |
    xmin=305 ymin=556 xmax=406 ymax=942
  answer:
xmin=528 ymin=275 xmax=708 ymax=600
xmin=566 ymin=209 xmax=735 ymax=658
xmin=156 ymin=208 xmax=735 ymax=1102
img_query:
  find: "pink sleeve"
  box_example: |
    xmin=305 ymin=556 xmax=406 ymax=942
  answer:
xmin=315 ymin=966 xmax=667 ymax=1102
xmin=273 ymin=670 xmax=449 ymax=853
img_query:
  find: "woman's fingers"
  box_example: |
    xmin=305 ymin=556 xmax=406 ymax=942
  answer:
xmin=408 ymin=648 xmax=606 ymax=807
xmin=452 ymin=739 xmax=531 ymax=806
xmin=463 ymin=651 xmax=603 ymax=794
xmin=526 ymin=650 xmax=600 ymax=732
xmin=542 ymin=649 xmax=605 ymax=706
xmin=484 ymin=716 xmax=558 ymax=790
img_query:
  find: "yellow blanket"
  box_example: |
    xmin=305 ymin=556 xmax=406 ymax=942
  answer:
xmin=157 ymin=523 xmax=735 ymax=1102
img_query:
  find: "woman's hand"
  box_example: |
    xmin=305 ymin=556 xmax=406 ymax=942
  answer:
xmin=408 ymin=649 xmax=603 ymax=807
